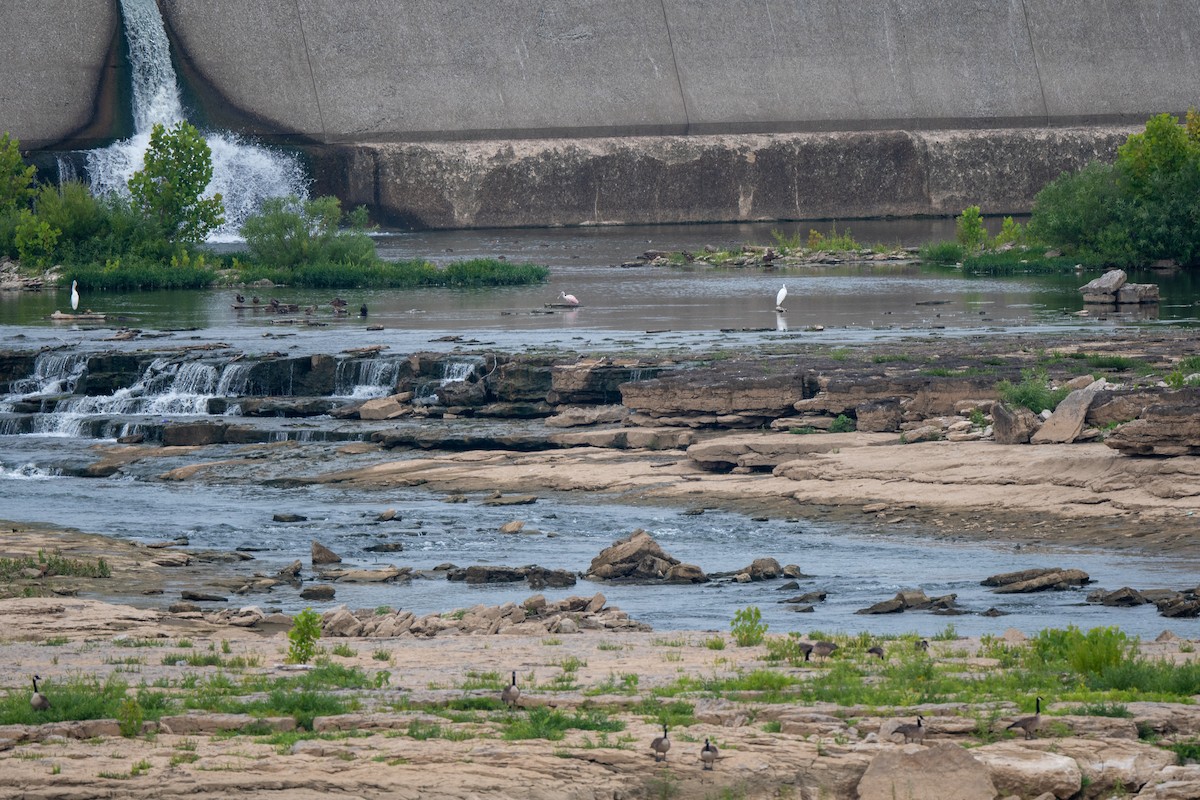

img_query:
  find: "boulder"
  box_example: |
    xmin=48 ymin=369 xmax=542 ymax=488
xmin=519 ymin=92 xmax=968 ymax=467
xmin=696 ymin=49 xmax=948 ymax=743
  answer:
xmin=857 ymin=742 xmax=997 ymax=800
xmin=992 ymin=402 xmax=1042 ymax=444
xmin=855 ymin=398 xmax=903 ymax=432
xmin=273 ymin=513 xmax=307 ymax=523
xmin=663 ymin=563 xmax=708 ymax=584
xmin=523 ymin=567 xmax=577 ymax=589
xmin=1031 ymin=380 xmax=1106 ymax=444
xmin=992 ymin=569 xmax=1091 ymax=593
xmin=1117 ymin=283 xmax=1160 ymax=304
xmin=318 ymin=566 xmax=408 ymax=583
xmin=1080 ymin=269 xmax=1128 ymax=303
xmin=1087 ymin=587 xmax=1148 ymax=606
xmin=499 ymin=520 xmax=526 ymax=534
xmin=745 ymin=557 xmax=782 ymax=580
xmin=544 ymin=404 xmax=629 ymax=428
xmin=1133 ymin=765 xmax=1200 ymax=799
xmin=311 ymin=541 xmax=342 ymax=565
xmin=972 ymin=742 xmax=1082 ymax=799
xmin=300 ymin=585 xmax=336 ymax=601
xmin=585 ymin=529 xmax=681 ymax=582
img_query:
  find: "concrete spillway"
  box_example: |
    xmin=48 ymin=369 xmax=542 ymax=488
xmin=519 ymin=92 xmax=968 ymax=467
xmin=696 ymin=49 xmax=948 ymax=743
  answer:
xmin=5 ymin=1 xmax=1199 ymax=228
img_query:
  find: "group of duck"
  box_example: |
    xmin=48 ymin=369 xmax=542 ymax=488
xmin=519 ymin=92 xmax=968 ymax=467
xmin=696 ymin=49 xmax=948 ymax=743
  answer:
xmin=233 ymin=294 xmax=368 ymax=317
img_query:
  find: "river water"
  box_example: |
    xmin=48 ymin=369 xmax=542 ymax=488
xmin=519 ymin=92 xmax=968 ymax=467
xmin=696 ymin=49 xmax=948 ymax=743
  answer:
xmin=2 ymin=221 xmax=1198 ymax=637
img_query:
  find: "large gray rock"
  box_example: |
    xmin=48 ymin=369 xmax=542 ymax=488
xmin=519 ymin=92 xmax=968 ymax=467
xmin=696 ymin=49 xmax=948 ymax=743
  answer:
xmin=585 ymin=529 xmax=681 ymax=582
xmin=1031 ymin=379 xmax=1105 ymax=444
xmin=311 ymin=541 xmax=342 ymax=565
xmin=1105 ymin=392 xmax=1200 ymax=456
xmin=857 ymin=742 xmax=997 ymax=800
xmin=972 ymin=742 xmax=1082 ymax=799
xmin=992 ymin=402 xmax=1041 ymax=444
xmin=1080 ymin=269 xmax=1128 ymax=302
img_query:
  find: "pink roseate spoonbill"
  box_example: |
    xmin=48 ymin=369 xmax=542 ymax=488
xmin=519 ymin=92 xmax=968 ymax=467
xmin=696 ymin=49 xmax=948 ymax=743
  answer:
xmin=559 ymin=291 xmax=580 ymax=306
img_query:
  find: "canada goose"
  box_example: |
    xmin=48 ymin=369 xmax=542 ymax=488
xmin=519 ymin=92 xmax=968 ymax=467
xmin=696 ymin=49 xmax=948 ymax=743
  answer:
xmin=700 ymin=738 xmax=718 ymax=770
xmin=915 ymin=639 xmax=930 ymax=652
xmin=1007 ymin=696 xmax=1043 ymax=739
xmin=797 ymin=641 xmax=814 ymax=662
xmin=30 ymin=675 xmax=50 ymax=712
xmin=500 ymin=671 xmax=520 ymax=709
xmin=235 ymin=293 xmax=245 ymax=304
xmin=359 ymin=304 xmax=368 ymax=318
xmin=867 ymin=645 xmax=885 ymax=659
xmin=894 ymin=715 xmax=925 ymax=744
xmin=812 ymin=641 xmax=838 ymax=661
xmin=650 ymin=724 xmax=670 ymax=762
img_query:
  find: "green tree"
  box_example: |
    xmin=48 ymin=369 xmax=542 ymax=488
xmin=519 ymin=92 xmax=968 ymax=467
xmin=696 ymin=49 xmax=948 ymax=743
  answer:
xmin=127 ymin=121 xmax=224 ymax=244
xmin=1030 ymin=110 xmax=1200 ymax=267
xmin=0 ymin=132 xmax=36 ymax=214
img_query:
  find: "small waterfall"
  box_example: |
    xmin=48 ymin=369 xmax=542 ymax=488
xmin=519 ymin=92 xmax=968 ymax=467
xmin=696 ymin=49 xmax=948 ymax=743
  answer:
xmin=0 ymin=463 xmax=60 ymax=481
xmin=27 ymin=357 xmax=250 ymax=437
xmin=335 ymin=358 xmax=402 ymax=400
xmin=84 ymin=0 xmax=308 ymax=240
xmin=415 ymin=360 xmax=480 ymax=405
xmin=2 ymin=353 xmax=90 ymax=410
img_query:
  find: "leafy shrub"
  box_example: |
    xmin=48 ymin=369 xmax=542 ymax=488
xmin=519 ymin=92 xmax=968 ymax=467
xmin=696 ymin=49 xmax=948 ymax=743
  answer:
xmin=241 ymin=195 xmax=375 ymax=269
xmin=14 ymin=210 xmax=60 ymax=267
xmin=828 ymin=414 xmax=856 ymax=433
xmin=956 ymin=206 xmax=988 ymax=252
xmin=117 ymin=697 xmax=144 ymax=737
xmin=770 ymin=228 xmax=803 ymax=252
xmin=807 ymin=225 xmax=860 ymax=251
xmin=919 ymin=240 xmax=964 ymax=264
xmin=730 ymin=606 xmax=767 ymax=647
xmin=992 ymin=215 xmax=1025 ymax=246
xmin=996 ymin=367 xmax=1070 ymax=413
xmin=286 ymin=608 xmax=322 ymax=665
xmin=1029 ymin=111 xmax=1200 ymax=266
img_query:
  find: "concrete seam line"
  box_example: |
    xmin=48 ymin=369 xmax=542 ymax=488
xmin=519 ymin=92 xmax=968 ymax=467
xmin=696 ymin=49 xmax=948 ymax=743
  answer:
xmin=1018 ymin=0 xmax=1050 ymax=125
xmin=659 ymin=0 xmax=691 ymax=133
xmin=293 ymin=0 xmax=328 ymax=143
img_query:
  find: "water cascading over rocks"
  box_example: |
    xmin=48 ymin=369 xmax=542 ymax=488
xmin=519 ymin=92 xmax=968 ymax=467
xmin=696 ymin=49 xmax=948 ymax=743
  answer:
xmin=83 ymin=0 xmax=308 ymax=240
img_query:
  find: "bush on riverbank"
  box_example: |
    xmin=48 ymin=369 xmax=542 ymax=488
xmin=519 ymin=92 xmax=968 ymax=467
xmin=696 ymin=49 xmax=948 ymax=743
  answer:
xmin=1028 ymin=110 xmax=1200 ymax=268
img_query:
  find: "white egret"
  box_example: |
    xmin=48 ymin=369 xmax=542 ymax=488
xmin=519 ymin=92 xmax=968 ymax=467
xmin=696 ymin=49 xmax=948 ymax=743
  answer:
xmin=70 ymin=280 xmax=79 ymax=311
xmin=559 ymin=291 xmax=580 ymax=306
xmin=775 ymin=284 xmax=787 ymax=312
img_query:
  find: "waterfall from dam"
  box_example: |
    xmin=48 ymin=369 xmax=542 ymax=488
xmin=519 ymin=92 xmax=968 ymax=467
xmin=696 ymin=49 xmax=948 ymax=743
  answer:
xmin=84 ymin=0 xmax=307 ymax=240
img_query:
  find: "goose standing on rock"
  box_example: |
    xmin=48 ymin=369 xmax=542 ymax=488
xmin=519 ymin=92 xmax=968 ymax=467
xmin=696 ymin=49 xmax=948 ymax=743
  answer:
xmin=700 ymin=738 xmax=718 ymax=770
xmin=894 ymin=715 xmax=925 ymax=744
xmin=867 ymin=645 xmax=885 ymax=659
xmin=1007 ymin=696 xmax=1043 ymax=739
xmin=30 ymin=675 xmax=50 ymax=712
xmin=501 ymin=671 xmax=520 ymax=709
xmin=235 ymin=293 xmax=245 ymax=304
xmin=650 ymin=724 xmax=670 ymax=762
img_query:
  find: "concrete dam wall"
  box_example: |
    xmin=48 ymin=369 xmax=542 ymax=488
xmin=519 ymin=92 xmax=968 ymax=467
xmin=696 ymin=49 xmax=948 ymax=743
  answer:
xmin=6 ymin=1 xmax=1199 ymax=228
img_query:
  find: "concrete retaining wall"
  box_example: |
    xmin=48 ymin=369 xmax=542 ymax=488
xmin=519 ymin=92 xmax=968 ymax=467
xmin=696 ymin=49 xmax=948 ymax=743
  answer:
xmin=312 ymin=126 xmax=1135 ymax=229
xmin=159 ymin=0 xmax=1199 ymax=143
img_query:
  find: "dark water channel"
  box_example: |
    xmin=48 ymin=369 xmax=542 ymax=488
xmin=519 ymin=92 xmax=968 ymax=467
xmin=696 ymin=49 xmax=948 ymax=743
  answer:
xmin=2 ymin=219 xmax=1198 ymax=637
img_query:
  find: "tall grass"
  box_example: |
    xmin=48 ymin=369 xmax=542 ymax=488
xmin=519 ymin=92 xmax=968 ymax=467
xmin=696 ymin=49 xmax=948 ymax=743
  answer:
xmin=233 ymin=257 xmax=548 ymax=289
xmin=996 ymin=367 xmax=1071 ymax=413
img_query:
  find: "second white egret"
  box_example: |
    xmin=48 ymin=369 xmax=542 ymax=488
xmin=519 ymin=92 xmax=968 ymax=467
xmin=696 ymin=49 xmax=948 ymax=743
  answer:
xmin=70 ymin=280 xmax=80 ymax=311
xmin=775 ymin=284 xmax=787 ymax=313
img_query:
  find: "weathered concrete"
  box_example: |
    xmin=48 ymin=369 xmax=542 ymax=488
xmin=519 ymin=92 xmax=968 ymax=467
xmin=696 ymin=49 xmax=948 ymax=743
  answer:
xmin=0 ymin=1 xmax=119 ymax=149
xmin=157 ymin=1 xmax=1199 ymax=143
xmin=4 ymin=1 xmax=1198 ymax=225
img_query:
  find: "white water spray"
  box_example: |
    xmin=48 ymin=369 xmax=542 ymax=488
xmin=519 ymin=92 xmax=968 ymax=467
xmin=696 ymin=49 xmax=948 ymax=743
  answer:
xmin=85 ymin=0 xmax=307 ymax=240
